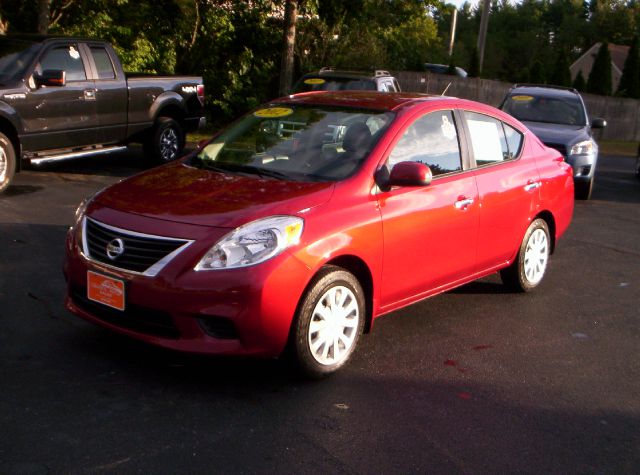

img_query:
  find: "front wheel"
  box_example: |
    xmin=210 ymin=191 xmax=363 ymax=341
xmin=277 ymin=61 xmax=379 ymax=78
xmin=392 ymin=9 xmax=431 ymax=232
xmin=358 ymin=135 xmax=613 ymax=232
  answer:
xmin=500 ymin=218 xmax=551 ymax=293
xmin=290 ymin=266 xmax=365 ymax=379
xmin=144 ymin=117 xmax=184 ymax=164
xmin=0 ymin=132 xmax=16 ymax=194
xmin=574 ymin=178 xmax=593 ymax=200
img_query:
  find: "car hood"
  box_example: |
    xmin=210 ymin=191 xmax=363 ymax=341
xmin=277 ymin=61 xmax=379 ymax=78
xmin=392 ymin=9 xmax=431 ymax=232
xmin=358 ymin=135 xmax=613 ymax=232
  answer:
xmin=94 ymin=161 xmax=335 ymax=228
xmin=521 ymin=121 xmax=591 ymax=147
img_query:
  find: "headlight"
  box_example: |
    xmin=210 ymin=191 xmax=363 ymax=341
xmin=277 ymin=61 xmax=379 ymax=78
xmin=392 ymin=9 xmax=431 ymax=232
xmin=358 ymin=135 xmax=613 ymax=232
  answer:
xmin=195 ymin=216 xmax=304 ymax=270
xmin=70 ymin=197 xmax=91 ymax=231
xmin=570 ymin=140 xmax=594 ymax=155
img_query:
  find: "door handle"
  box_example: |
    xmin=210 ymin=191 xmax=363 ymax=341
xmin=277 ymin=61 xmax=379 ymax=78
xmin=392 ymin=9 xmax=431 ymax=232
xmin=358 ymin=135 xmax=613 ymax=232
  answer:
xmin=524 ymin=181 xmax=541 ymax=192
xmin=454 ymin=197 xmax=474 ymax=210
xmin=83 ymin=89 xmax=96 ymax=100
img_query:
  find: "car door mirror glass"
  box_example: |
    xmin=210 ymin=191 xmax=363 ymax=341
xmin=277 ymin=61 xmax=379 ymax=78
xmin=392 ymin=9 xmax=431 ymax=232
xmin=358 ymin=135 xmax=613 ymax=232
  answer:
xmin=591 ymin=117 xmax=607 ymax=129
xmin=34 ymin=69 xmax=66 ymax=88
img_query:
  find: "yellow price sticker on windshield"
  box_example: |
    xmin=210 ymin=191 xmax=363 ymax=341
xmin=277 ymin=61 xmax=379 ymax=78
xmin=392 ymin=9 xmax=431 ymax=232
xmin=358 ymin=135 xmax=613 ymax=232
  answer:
xmin=511 ymin=95 xmax=534 ymax=102
xmin=254 ymin=107 xmax=294 ymax=118
xmin=304 ymin=78 xmax=326 ymax=85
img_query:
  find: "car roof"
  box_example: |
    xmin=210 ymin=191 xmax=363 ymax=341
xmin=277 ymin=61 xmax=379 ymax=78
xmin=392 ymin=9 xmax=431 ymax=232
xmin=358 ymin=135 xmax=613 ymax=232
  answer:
xmin=0 ymin=34 xmax=105 ymax=44
xmin=274 ymin=91 xmax=464 ymax=112
xmin=508 ymin=84 xmax=581 ymax=99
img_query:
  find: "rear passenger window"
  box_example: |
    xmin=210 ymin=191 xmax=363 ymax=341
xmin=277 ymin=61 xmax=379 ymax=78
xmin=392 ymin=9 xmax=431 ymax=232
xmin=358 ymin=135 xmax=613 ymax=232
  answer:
xmin=388 ymin=110 xmax=462 ymax=176
xmin=465 ymin=111 xmax=514 ymax=166
xmin=90 ymin=47 xmax=116 ymax=80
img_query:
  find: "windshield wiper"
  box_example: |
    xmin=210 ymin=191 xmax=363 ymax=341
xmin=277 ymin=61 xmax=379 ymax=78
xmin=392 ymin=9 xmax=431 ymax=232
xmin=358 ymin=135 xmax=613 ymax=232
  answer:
xmin=229 ymin=164 xmax=292 ymax=180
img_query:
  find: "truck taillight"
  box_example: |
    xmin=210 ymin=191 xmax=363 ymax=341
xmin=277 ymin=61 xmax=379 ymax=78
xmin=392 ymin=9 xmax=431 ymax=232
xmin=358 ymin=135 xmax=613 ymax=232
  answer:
xmin=197 ymin=84 xmax=205 ymax=106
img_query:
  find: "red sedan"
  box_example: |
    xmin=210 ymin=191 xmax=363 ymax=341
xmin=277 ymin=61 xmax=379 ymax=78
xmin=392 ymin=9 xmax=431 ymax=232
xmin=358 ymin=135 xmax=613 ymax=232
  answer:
xmin=64 ymin=92 xmax=574 ymax=378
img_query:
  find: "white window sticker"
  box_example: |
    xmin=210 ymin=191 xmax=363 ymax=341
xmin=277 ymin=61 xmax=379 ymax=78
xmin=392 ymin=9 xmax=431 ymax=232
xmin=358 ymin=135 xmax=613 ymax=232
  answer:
xmin=441 ymin=115 xmax=456 ymax=139
xmin=69 ymin=46 xmax=80 ymax=59
xmin=467 ymin=119 xmax=503 ymax=162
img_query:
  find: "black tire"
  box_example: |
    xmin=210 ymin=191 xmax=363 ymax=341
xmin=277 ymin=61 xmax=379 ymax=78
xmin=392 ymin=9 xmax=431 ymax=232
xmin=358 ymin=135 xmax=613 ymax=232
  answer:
xmin=500 ymin=218 xmax=551 ymax=293
xmin=144 ymin=117 xmax=184 ymax=163
xmin=0 ymin=132 xmax=16 ymax=194
xmin=574 ymin=178 xmax=593 ymax=200
xmin=290 ymin=266 xmax=366 ymax=379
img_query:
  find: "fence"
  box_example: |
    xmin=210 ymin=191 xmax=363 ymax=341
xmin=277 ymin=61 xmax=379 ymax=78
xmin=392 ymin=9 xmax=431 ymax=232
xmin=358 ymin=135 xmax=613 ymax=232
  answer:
xmin=394 ymin=71 xmax=640 ymax=142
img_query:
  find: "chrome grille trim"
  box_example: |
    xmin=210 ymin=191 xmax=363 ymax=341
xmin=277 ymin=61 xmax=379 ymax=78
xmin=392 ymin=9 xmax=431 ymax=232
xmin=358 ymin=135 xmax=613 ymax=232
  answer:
xmin=81 ymin=217 xmax=194 ymax=277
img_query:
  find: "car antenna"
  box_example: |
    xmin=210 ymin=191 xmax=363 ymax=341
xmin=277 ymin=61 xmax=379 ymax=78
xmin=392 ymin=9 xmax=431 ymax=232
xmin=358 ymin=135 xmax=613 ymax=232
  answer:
xmin=441 ymin=82 xmax=452 ymax=96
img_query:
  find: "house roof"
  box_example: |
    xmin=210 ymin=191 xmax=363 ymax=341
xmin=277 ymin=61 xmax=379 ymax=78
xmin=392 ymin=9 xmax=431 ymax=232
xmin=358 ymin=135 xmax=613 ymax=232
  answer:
xmin=570 ymin=43 xmax=629 ymax=90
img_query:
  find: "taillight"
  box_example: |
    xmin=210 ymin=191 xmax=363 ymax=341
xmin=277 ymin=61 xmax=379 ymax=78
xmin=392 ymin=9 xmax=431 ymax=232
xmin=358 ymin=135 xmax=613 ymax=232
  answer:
xmin=197 ymin=84 xmax=205 ymax=106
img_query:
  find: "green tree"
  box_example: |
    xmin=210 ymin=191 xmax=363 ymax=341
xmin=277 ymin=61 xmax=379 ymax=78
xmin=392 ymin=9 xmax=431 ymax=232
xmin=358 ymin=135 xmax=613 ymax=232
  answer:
xmin=468 ymin=47 xmax=479 ymax=77
xmin=530 ymin=60 xmax=546 ymax=83
xmin=618 ymin=35 xmax=640 ymax=98
xmin=587 ymin=41 xmax=613 ymax=95
xmin=549 ymin=50 xmax=572 ymax=87
xmin=573 ymin=70 xmax=586 ymax=91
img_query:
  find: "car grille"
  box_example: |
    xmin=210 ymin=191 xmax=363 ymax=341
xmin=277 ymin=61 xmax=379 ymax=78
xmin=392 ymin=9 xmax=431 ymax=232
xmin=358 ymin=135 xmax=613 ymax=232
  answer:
xmin=544 ymin=142 xmax=567 ymax=157
xmin=83 ymin=218 xmax=192 ymax=276
xmin=70 ymin=286 xmax=180 ymax=339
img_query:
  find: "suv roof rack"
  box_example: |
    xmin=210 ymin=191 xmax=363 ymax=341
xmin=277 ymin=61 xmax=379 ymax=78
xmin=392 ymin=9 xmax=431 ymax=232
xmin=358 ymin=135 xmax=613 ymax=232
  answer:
xmin=512 ymin=83 xmax=578 ymax=93
xmin=316 ymin=67 xmax=391 ymax=78
xmin=374 ymin=70 xmax=391 ymax=77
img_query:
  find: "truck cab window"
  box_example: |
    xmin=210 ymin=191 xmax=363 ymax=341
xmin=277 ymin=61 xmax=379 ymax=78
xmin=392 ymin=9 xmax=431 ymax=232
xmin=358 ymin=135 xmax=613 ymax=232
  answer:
xmin=90 ymin=47 xmax=116 ymax=80
xmin=37 ymin=45 xmax=86 ymax=81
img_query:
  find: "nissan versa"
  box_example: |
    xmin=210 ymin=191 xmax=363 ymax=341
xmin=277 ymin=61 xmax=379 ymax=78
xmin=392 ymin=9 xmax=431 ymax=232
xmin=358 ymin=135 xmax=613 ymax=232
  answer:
xmin=64 ymin=91 xmax=574 ymax=378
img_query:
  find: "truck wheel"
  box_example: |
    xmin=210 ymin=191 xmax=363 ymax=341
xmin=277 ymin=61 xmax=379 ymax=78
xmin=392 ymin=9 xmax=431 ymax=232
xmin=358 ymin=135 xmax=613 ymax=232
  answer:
xmin=145 ymin=117 xmax=184 ymax=163
xmin=0 ymin=132 xmax=16 ymax=194
xmin=290 ymin=266 xmax=365 ymax=379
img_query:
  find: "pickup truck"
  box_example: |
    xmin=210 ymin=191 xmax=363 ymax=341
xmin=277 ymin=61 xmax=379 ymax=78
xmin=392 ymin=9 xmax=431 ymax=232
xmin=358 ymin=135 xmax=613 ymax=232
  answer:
xmin=0 ymin=35 xmax=205 ymax=193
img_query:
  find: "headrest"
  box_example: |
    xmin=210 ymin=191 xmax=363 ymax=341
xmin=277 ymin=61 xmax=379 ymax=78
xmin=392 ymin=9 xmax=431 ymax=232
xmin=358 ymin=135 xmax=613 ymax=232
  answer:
xmin=343 ymin=123 xmax=372 ymax=152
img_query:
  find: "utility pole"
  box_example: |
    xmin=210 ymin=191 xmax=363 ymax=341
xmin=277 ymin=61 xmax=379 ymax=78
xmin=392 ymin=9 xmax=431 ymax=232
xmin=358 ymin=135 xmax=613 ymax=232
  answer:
xmin=477 ymin=0 xmax=491 ymax=74
xmin=448 ymin=8 xmax=458 ymax=58
xmin=279 ymin=0 xmax=298 ymax=97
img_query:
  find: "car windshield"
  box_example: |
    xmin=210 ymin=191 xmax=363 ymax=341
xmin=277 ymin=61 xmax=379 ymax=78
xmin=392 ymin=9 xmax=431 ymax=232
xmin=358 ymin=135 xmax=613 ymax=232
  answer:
xmin=292 ymin=77 xmax=377 ymax=93
xmin=502 ymin=93 xmax=587 ymax=126
xmin=0 ymin=39 xmax=40 ymax=83
xmin=191 ymin=105 xmax=394 ymax=182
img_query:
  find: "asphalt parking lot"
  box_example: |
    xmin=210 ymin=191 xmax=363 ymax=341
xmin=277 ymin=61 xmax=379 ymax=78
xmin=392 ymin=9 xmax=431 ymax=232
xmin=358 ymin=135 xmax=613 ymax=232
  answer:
xmin=1 ymin=151 xmax=639 ymax=474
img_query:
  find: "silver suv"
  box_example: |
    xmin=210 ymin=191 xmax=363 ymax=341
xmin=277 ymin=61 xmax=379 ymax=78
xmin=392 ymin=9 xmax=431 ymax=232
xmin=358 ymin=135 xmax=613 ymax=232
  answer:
xmin=292 ymin=69 xmax=401 ymax=94
xmin=500 ymin=84 xmax=606 ymax=200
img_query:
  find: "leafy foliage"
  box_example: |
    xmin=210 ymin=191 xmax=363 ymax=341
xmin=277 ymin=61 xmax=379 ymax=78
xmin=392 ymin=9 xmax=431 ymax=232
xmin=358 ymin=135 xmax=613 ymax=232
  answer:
xmin=587 ymin=41 xmax=612 ymax=95
xmin=618 ymin=35 xmax=640 ymax=98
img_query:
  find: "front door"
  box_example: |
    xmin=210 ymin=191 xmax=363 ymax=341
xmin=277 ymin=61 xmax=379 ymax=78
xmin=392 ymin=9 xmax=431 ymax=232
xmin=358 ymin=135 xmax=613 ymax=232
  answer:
xmin=18 ymin=42 xmax=98 ymax=152
xmin=377 ymin=109 xmax=479 ymax=309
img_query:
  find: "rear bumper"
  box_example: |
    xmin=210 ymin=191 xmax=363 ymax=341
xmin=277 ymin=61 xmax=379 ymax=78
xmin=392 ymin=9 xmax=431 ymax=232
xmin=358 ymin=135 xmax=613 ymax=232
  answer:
xmin=184 ymin=116 xmax=206 ymax=133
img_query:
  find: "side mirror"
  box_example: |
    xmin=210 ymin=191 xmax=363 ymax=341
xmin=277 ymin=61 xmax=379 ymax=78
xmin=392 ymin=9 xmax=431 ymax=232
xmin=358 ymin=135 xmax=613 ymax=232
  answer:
xmin=34 ymin=69 xmax=66 ymax=88
xmin=591 ymin=117 xmax=607 ymax=129
xmin=375 ymin=161 xmax=432 ymax=191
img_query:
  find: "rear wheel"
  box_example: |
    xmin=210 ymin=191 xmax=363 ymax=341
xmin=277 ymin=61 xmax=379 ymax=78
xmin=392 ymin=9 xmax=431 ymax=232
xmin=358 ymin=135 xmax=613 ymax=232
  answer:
xmin=290 ymin=266 xmax=365 ymax=379
xmin=0 ymin=132 xmax=16 ymax=194
xmin=574 ymin=178 xmax=593 ymax=200
xmin=500 ymin=218 xmax=550 ymax=293
xmin=144 ymin=117 xmax=184 ymax=164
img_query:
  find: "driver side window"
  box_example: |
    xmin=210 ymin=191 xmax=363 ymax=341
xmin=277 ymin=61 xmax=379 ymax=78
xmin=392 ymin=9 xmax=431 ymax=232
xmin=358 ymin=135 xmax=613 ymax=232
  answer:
xmin=388 ymin=110 xmax=462 ymax=176
xmin=36 ymin=45 xmax=87 ymax=81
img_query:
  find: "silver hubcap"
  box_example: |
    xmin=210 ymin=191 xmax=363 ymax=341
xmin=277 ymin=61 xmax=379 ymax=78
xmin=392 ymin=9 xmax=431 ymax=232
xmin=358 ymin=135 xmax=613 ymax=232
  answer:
xmin=524 ymin=228 xmax=549 ymax=285
xmin=0 ymin=146 xmax=6 ymax=182
xmin=159 ymin=127 xmax=179 ymax=161
xmin=308 ymin=285 xmax=359 ymax=366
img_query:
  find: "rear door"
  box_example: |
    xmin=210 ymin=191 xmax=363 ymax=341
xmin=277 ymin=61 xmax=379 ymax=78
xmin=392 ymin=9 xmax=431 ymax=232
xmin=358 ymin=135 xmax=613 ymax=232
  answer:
xmin=18 ymin=41 xmax=98 ymax=152
xmin=377 ymin=109 xmax=479 ymax=308
xmin=85 ymin=43 xmax=128 ymax=144
xmin=461 ymin=110 xmax=540 ymax=273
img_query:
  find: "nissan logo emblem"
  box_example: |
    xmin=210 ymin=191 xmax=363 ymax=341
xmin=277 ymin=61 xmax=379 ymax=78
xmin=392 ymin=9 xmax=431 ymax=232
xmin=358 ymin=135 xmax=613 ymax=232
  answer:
xmin=106 ymin=238 xmax=125 ymax=260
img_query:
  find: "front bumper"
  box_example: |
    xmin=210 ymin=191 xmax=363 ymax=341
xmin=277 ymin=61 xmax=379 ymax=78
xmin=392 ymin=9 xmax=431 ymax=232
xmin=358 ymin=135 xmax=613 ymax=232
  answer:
xmin=63 ymin=225 xmax=312 ymax=358
xmin=565 ymin=152 xmax=597 ymax=183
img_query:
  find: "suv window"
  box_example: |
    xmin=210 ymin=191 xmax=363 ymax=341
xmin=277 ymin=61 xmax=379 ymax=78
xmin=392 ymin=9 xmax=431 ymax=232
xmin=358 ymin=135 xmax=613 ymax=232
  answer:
xmin=90 ymin=46 xmax=115 ymax=80
xmin=388 ymin=110 xmax=462 ymax=176
xmin=38 ymin=45 xmax=86 ymax=81
xmin=465 ymin=111 xmax=522 ymax=165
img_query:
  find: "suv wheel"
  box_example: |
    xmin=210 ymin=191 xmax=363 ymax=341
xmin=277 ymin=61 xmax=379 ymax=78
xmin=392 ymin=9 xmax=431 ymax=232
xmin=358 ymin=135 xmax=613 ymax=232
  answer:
xmin=575 ymin=178 xmax=593 ymax=200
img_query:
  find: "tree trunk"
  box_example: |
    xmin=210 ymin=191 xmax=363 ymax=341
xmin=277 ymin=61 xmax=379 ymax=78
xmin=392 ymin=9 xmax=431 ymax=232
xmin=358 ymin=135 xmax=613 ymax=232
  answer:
xmin=278 ymin=0 xmax=298 ymax=96
xmin=37 ymin=0 xmax=51 ymax=34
